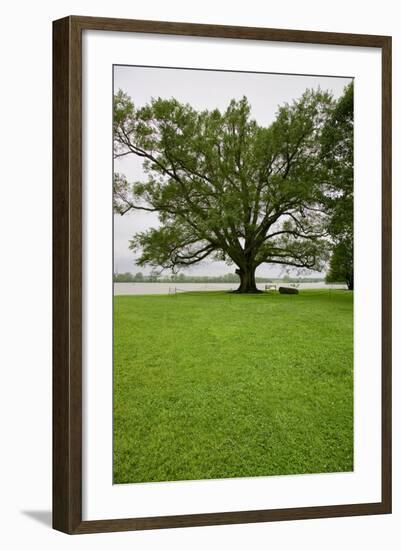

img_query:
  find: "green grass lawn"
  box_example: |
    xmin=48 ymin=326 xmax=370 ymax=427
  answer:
xmin=113 ymin=290 xmax=353 ymax=484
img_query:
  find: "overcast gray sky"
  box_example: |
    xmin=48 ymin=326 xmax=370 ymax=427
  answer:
xmin=114 ymin=65 xmax=352 ymax=277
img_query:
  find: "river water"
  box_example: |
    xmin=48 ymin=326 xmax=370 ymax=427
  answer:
xmin=114 ymin=282 xmax=347 ymax=295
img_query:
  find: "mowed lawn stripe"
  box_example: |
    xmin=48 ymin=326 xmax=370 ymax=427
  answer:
xmin=113 ymin=290 xmax=353 ymax=483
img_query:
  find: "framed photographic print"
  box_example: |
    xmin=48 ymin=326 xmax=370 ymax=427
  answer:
xmin=53 ymin=16 xmax=392 ymax=534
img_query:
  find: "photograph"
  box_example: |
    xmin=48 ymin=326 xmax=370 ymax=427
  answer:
xmin=112 ymin=65 xmax=354 ymax=485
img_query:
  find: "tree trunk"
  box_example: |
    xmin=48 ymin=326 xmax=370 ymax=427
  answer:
xmin=234 ymin=266 xmax=261 ymax=293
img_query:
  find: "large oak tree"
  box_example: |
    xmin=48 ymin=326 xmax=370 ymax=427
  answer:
xmin=113 ymin=88 xmax=337 ymax=292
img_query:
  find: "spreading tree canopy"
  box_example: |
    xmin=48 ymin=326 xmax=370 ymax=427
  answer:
xmin=113 ymin=88 xmax=343 ymax=292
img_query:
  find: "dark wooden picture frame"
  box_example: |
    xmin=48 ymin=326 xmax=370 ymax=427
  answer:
xmin=53 ymin=15 xmax=392 ymax=534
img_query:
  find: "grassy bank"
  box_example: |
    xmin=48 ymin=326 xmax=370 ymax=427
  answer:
xmin=113 ymin=290 xmax=353 ymax=484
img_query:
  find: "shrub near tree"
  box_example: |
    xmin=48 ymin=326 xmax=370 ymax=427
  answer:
xmin=325 ymin=242 xmax=354 ymax=289
xmin=113 ymin=87 xmax=351 ymax=292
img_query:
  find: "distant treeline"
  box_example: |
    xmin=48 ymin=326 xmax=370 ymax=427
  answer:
xmin=113 ymin=272 xmax=325 ymax=284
